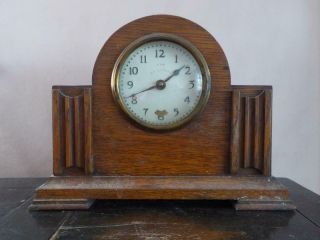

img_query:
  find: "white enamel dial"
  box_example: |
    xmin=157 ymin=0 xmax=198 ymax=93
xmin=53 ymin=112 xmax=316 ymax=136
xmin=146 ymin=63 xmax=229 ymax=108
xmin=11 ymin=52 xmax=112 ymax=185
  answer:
xmin=112 ymin=35 xmax=211 ymax=129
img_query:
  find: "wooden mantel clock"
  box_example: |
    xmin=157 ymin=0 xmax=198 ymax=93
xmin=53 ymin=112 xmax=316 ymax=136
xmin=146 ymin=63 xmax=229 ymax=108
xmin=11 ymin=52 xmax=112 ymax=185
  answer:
xmin=30 ymin=15 xmax=295 ymax=211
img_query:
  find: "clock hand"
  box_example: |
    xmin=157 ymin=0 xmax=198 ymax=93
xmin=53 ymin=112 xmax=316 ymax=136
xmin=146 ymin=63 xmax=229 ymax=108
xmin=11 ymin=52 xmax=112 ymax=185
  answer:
xmin=164 ymin=65 xmax=185 ymax=82
xmin=125 ymin=66 xmax=185 ymax=98
xmin=125 ymin=85 xmax=157 ymax=98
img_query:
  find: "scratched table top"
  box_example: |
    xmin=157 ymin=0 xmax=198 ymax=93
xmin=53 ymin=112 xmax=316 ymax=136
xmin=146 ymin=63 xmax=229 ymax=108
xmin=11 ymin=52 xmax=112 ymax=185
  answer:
xmin=0 ymin=178 xmax=319 ymax=240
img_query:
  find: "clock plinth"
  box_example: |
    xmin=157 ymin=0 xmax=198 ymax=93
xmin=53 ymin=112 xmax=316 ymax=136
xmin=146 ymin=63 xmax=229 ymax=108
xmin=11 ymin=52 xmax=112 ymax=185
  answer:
xmin=30 ymin=176 xmax=294 ymax=211
xmin=30 ymin=15 xmax=295 ymax=211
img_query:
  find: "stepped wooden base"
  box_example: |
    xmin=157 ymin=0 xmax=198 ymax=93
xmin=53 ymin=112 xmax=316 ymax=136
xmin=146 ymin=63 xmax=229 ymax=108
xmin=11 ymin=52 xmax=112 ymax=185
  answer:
xmin=30 ymin=176 xmax=295 ymax=211
xmin=29 ymin=198 xmax=94 ymax=211
xmin=234 ymin=199 xmax=296 ymax=210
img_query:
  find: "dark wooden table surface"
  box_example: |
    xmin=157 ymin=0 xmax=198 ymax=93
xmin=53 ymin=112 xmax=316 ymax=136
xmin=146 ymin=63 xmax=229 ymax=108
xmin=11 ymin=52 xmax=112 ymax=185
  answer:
xmin=0 ymin=178 xmax=319 ymax=240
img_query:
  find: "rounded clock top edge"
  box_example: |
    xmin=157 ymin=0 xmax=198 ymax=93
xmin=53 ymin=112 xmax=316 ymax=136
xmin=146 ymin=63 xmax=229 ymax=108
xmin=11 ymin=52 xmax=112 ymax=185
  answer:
xmin=92 ymin=15 xmax=231 ymax=89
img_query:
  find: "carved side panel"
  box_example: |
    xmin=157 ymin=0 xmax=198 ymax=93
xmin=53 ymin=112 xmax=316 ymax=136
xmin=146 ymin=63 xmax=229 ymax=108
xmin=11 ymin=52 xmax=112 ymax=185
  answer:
xmin=230 ymin=86 xmax=272 ymax=176
xmin=52 ymin=86 xmax=93 ymax=176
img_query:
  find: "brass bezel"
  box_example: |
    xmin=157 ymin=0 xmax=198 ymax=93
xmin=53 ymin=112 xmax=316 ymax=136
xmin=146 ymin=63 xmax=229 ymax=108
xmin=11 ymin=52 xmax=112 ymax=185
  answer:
xmin=111 ymin=33 xmax=211 ymax=130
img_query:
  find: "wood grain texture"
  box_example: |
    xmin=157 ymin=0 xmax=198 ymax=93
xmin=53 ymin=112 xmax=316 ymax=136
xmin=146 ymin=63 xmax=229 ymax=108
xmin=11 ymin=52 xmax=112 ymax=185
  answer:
xmin=65 ymin=96 xmax=75 ymax=168
xmin=83 ymin=88 xmax=94 ymax=174
xmin=230 ymin=90 xmax=241 ymax=174
xmin=92 ymin=15 xmax=231 ymax=176
xmin=74 ymin=95 xmax=84 ymax=168
xmin=230 ymin=86 xmax=272 ymax=176
xmin=52 ymin=89 xmax=65 ymax=175
xmin=52 ymin=86 xmax=93 ymax=175
xmin=263 ymin=90 xmax=272 ymax=176
xmin=34 ymin=176 xmax=290 ymax=201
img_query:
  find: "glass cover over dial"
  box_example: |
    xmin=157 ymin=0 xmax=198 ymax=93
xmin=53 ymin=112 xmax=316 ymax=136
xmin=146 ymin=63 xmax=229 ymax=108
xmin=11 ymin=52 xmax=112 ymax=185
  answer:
xmin=112 ymin=34 xmax=211 ymax=129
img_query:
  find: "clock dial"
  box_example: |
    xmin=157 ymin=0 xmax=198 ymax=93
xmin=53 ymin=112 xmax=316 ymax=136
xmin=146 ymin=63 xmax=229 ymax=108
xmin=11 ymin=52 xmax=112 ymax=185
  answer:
xmin=112 ymin=34 xmax=211 ymax=129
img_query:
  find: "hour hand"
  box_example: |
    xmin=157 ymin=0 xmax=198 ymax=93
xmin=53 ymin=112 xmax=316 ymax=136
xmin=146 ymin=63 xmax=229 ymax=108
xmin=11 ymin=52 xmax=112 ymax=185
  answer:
xmin=164 ymin=65 xmax=185 ymax=82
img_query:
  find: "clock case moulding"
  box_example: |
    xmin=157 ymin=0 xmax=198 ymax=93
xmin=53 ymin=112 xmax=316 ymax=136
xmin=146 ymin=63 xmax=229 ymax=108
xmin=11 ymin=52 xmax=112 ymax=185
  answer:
xmin=30 ymin=15 xmax=295 ymax=211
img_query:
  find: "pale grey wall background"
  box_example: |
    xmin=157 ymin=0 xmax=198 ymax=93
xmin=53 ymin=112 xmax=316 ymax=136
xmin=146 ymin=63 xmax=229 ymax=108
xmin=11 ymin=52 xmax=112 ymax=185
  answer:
xmin=0 ymin=0 xmax=319 ymax=194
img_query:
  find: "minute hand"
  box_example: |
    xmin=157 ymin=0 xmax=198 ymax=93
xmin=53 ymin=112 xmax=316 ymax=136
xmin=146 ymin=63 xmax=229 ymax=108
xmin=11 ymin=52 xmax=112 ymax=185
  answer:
xmin=164 ymin=65 xmax=185 ymax=82
xmin=125 ymin=85 xmax=156 ymax=99
xmin=125 ymin=65 xmax=185 ymax=99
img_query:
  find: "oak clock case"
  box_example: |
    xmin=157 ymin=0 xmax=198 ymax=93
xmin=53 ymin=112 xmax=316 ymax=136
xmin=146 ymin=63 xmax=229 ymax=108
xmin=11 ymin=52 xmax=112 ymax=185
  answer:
xmin=111 ymin=33 xmax=211 ymax=130
xmin=30 ymin=15 xmax=295 ymax=211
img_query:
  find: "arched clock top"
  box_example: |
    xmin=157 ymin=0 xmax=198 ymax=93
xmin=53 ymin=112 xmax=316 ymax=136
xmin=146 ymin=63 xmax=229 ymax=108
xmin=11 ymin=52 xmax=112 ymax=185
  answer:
xmin=92 ymin=15 xmax=231 ymax=89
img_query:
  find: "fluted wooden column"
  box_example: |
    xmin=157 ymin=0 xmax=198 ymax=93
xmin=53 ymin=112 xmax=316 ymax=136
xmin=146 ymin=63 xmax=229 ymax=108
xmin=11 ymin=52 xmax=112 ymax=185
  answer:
xmin=230 ymin=86 xmax=272 ymax=176
xmin=52 ymin=86 xmax=93 ymax=176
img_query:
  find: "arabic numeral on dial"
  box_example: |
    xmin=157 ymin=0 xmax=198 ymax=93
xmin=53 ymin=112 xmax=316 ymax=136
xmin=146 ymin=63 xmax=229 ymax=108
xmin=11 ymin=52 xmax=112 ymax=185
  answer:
xmin=131 ymin=96 xmax=137 ymax=104
xmin=155 ymin=49 xmax=165 ymax=58
xmin=174 ymin=108 xmax=179 ymax=116
xmin=175 ymin=54 xmax=178 ymax=63
xmin=189 ymin=80 xmax=195 ymax=89
xmin=185 ymin=66 xmax=191 ymax=75
xmin=127 ymin=81 xmax=133 ymax=89
xmin=140 ymin=55 xmax=147 ymax=63
xmin=143 ymin=108 xmax=148 ymax=115
xmin=129 ymin=67 xmax=138 ymax=75
xmin=184 ymin=96 xmax=190 ymax=103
